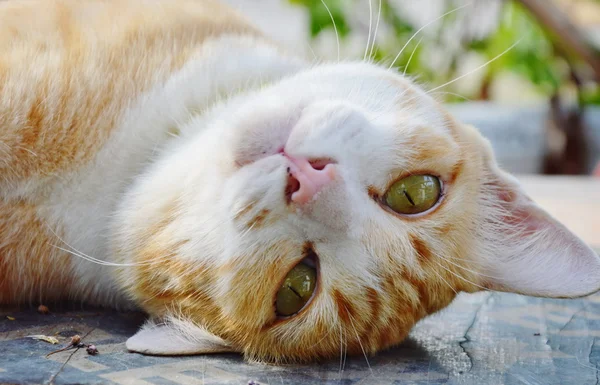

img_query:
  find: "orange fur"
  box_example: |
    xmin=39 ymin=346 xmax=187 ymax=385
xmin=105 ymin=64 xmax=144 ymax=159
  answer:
xmin=0 ymin=201 xmax=73 ymax=304
xmin=0 ymin=0 xmax=261 ymax=303
xmin=0 ymin=0 xmax=259 ymax=186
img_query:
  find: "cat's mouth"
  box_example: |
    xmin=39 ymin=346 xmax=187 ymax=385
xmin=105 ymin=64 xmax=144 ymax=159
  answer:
xmin=273 ymin=248 xmax=320 ymax=320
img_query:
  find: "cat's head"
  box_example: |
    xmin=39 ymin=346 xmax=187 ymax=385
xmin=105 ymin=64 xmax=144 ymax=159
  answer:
xmin=114 ymin=62 xmax=600 ymax=362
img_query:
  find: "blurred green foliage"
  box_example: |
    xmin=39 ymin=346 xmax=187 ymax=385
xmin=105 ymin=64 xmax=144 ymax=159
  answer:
xmin=289 ymin=0 xmax=350 ymax=37
xmin=469 ymin=2 xmax=561 ymax=94
xmin=291 ymin=0 xmax=600 ymax=104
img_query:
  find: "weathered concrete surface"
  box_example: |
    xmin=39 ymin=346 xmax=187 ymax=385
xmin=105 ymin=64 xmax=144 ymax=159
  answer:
xmin=3 ymin=288 xmax=600 ymax=385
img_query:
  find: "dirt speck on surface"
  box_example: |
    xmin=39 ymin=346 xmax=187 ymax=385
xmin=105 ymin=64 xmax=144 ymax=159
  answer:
xmin=37 ymin=305 xmax=50 ymax=314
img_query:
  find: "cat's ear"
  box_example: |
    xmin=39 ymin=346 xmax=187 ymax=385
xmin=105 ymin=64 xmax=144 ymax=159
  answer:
xmin=126 ymin=317 xmax=233 ymax=356
xmin=479 ymin=168 xmax=600 ymax=298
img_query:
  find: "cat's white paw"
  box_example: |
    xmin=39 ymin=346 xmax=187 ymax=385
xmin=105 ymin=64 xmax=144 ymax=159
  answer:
xmin=126 ymin=318 xmax=233 ymax=356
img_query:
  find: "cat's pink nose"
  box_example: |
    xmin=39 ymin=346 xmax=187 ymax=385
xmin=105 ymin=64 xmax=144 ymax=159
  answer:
xmin=285 ymin=154 xmax=336 ymax=204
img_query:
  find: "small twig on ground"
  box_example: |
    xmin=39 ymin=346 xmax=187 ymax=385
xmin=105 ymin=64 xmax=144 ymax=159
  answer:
xmin=46 ymin=334 xmax=100 ymax=357
xmin=46 ymin=335 xmax=82 ymax=357
xmin=46 ymin=328 xmax=97 ymax=385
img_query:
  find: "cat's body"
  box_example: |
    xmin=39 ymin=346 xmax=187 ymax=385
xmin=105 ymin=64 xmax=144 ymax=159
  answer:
xmin=1 ymin=0 xmax=599 ymax=363
xmin=0 ymin=0 xmax=292 ymax=306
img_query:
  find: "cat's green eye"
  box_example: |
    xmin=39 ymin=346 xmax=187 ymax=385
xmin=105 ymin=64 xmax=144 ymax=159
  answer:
xmin=384 ymin=175 xmax=442 ymax=215
xmin=275 ymin=262 xmax=317 ymax=317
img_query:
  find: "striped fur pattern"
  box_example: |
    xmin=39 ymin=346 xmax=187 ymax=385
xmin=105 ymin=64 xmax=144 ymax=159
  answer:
xmin=2 ymin=0 xmax=599 ymax=363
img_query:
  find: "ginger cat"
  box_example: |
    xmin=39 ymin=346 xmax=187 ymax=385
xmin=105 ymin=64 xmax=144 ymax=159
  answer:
xmin=1 ymin=0 xmax=598 ymax=363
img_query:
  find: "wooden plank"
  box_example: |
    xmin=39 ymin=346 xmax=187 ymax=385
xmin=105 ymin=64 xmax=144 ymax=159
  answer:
xmin=518 ymin=175 xmax=599 ymax=249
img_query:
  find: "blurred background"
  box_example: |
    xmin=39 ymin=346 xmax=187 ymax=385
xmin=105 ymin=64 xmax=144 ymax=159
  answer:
xmin=222 ymin=0 xmax=600 ymax=176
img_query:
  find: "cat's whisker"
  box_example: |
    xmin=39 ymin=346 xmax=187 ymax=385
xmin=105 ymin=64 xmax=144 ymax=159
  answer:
xmin=51 ymin=245 xmax=134 ymax=267
xmin=56 ymin=244 xmax=165 ymax=268
xmin=305 ymin=41 xmax=319 ymax=63
xmin=232 ymin=204 xmax=251 ymax=219
xmin=430 ymin=257 xmax=489 ymax=291
xmin=368 ymin=0 xmax=382 ymax=61
xmin=388 ymin=3 xmax=471 ymax=70
xmin=345 ymin=306 xmax=373 ymax=374
xmin=343 ymin=328 xmax=348 ymax=372
xmin=403 ymin=37 xmax=423 ymax=77
xmin=430 ymin=91 xmax=472 ymax=102
xmin=363 ymin=0 xmax=373 ymax=61
xmin=337 ymin=325 xmax=349 ymax=378
xmin=320 ymin=0 xmax=340 ymax=62
xmin=232 ymin=204 xmax=262 ymax=240
xmin=43 ymin=224 xmax=119 ymax=265
xmin=46 ymin=223 xmax=166 ymax=267
xmin=390 ymin=88 xmax=412 ymax=109
xmin=396 ymin=81 xmax=447 ymax=112
xmin=435 ymin=252 xmax=504 ymax=280
xmin=238 ymin=221 xmax=258 ymax=241
xmin=51 ymin=244 xmax=101 ymax=264
xmin=338 ymin=324 xmax=344 ymax=376
xmin=427 ymin=39 xmax=522 ymax=94
xmin=307 ymin=328 xmax=335 ymax=350
xmin=15 ymin=146 xmax=37 ymax=157
xmin=429 ymin=267 xmax=458 ymax=295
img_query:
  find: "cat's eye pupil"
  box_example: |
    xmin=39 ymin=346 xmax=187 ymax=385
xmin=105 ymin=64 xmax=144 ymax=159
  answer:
xmin=384 ymin=175 xmax=441 ymax=215
xmin=403 ymin=190 xmax=416 ymax=206
xmin=276 ymin=262 xmax=317 ymax=317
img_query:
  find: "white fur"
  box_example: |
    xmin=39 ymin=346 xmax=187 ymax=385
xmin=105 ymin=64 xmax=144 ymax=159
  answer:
xmin=127 ymin=316 xmax=231 ymax=355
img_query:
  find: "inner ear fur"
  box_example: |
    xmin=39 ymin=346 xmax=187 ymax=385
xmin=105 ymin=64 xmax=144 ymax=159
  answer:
xmin=475 ymin=159 xmax=600 ymax=298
